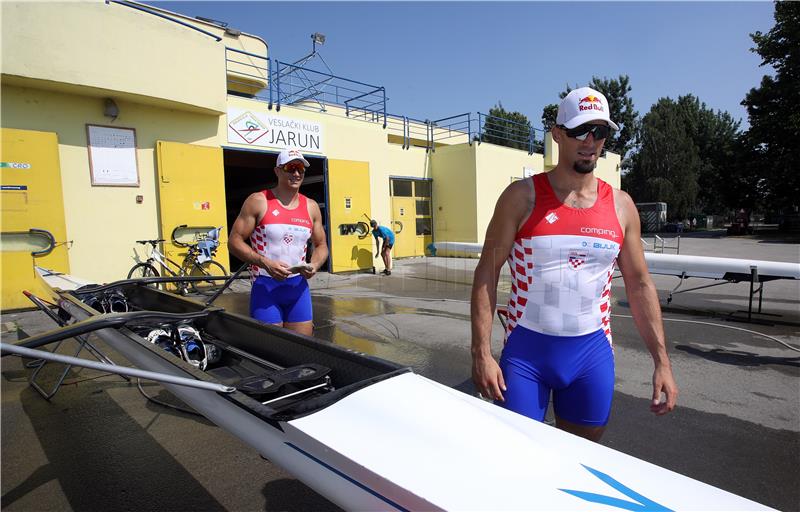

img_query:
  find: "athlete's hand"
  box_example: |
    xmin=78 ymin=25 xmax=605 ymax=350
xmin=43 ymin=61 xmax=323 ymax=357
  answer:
xmin=472 ymin=354 xmax=506 ymax=402
xmin=264 ymin=259 xmax=291 ymax=281
xmin=299 ymin=264 xmax=317 ymax=279
xmin=650 ymin=363 xmax=678 ymax=416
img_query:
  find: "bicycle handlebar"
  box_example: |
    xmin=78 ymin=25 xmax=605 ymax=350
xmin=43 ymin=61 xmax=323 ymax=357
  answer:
xmin=135 ymin=239 xmax=166 ymax=245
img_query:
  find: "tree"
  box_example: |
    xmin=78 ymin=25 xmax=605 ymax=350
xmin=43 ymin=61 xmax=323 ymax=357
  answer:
xmin=626 ymin=98 xmax=700 ymax=221
xmin=740 ymin=1 xmax=800 ymax=214
xmin=674 ymin=95 xmax=741 ymax=214
xmin=481 ymin=102 xmax=536 ymax=152
xmin=541 ymin=104 xmax=559 ymax=131
xmin=540 ymin=75 xmax=639 ymax=163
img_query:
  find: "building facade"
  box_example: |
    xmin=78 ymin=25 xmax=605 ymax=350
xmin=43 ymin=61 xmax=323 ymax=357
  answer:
xmin=0 ymin=1 xmax=620 ymax=309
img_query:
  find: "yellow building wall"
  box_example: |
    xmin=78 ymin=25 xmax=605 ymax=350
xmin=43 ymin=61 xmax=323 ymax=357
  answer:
xmin=474 ymin=143 xmax=545 ymax=244
xmin=1 ymin=1 xmax=227 ymax=114
xmin=430 ymin=144 xmax=478 ymax=242
xmin=1 ymin=85 xmax=220 ymax=282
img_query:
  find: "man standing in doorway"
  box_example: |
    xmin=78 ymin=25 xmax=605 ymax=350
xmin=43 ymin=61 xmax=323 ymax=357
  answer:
xmin=370 ymin=219 xmax=394 ymax=275
xmin=228 ymin=149 xmax=329 ymax=336
xmin=470 ymin=87 xmax=678 ymax=441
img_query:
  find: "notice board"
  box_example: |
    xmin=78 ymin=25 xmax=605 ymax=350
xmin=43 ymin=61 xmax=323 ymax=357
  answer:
xmin=86 ymin=124 xmax=139 ymax=186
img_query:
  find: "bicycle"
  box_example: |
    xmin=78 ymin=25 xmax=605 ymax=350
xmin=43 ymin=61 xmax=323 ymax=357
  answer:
xmin=127 ymin=228 xmax=227 ymax=295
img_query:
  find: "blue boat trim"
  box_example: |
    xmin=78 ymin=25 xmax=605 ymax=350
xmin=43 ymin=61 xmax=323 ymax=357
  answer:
xmin=559 ymin=464 xmax=673 ymax=511
xmin=284 ymin=442 xmax=410 ymax=512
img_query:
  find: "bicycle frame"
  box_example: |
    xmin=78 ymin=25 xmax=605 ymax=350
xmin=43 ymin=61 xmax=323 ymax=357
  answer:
xmin=146 ymin=245 xmax=186 ymax=277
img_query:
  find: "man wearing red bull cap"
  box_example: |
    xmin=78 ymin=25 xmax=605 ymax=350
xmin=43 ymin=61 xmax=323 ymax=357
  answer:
xmin=471 ymin=87 xmax=678 ymax=441
xmin=228 ymin=148 xmax=329 ymax=336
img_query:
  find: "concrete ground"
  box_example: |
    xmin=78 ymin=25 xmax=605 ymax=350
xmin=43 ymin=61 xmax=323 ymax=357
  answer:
xmin=2 ymin=231 xmax=798 ymax=511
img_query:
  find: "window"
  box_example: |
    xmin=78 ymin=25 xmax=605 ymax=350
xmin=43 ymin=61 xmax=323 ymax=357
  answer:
xmin=392 ymin=180 xmax=413 ymax=197
xmin=416 ymin=218 xmax=432 ymax=236
xmin=416 ymin=199 xmax=431 ymax=216
xmin=414 ymin=180 xmax=432 ymax=198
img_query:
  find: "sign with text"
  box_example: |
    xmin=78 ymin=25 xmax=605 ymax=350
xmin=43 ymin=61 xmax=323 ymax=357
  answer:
xmin=227 ymin=108 xmax=323 ymax=153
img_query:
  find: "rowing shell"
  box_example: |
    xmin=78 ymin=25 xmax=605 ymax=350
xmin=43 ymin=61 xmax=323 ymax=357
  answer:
xmin=11 ymin=271 xmax=774 ymax=511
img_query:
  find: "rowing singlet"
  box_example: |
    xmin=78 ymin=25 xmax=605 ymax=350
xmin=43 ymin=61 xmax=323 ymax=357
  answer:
xmin=250 ymin=190 xmax=312 ymax=278
xmin=505 ymin=174 xmax=624 ymax=343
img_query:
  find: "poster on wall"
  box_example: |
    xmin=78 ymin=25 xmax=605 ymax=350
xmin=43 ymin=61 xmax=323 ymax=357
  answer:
xmin=227 ymin=107 xmax=324 ymax=153
xmin=86 ymin=125 xmax=140 ymax=186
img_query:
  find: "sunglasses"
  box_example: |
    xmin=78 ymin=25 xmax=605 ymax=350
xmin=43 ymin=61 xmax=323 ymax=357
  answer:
xmin=282 ymin=163 xmax=306 ymax=175
xmin=561 ymin=123 xmax=612 ymax=141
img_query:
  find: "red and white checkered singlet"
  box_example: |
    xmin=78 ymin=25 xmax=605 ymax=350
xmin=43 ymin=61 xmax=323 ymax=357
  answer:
xmin=249 ymin=190 xmax=312 ymax=278
xmin=505 ymin=173 xmax=623 ymax=344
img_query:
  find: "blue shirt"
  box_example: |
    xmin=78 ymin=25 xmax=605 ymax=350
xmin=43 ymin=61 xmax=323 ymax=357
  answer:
xmin=372 ymin=225 xmax=395 ymax=244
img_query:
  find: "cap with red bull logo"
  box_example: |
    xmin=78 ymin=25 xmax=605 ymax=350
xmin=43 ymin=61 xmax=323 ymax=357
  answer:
xmin=556 ymin=87 xmax=620 ymax=131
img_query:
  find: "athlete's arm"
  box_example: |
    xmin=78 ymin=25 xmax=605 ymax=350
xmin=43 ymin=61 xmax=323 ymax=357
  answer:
xmin=614 ymin=189 xmax=678 ymax=416
xmin=471 ymin=179 xmax=533 ymax=401
xmin=228 ymin=192 xmax=291 ymax=280
xmin=301 ymin=198 xmax=329 ymax=279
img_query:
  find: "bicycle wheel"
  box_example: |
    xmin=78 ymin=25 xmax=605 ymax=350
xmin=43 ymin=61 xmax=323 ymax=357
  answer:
xmin=189 ymin=260 xmax=228 ymax=295
xmin=127 ymin=263 xmax=160 ymax=289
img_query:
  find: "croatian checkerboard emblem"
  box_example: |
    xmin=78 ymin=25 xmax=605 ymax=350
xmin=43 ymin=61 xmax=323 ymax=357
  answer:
xmin=283 ymin=233 xmax=294 ymax=245
xmin=568 ymin=250 xmax=587 ymax=270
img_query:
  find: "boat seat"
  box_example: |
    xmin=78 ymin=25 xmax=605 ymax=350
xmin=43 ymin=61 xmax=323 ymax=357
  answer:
xmin=236 ymin=363 xmax=330 ymax=398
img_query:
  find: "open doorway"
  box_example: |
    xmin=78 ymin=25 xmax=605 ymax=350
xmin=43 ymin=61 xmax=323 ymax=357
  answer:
xmin=222 ymin=148 xmax=329 ymax=271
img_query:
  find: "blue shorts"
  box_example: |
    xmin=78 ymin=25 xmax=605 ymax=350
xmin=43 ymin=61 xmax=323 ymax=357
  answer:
xmin=250 ymin=275 xmax=313 ymax=324
xmin=498 ymin=326 xmax=615 ymax=426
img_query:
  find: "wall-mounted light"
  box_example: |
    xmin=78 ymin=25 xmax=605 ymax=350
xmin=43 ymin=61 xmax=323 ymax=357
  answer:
xmin=104 ymin=98 xmax=119 ymax=120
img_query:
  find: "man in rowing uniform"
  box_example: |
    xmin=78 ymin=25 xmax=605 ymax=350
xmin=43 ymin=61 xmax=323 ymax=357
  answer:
xmin=229 ymin=149 xmax=329 ymax=336
xmin=471 ymin=87 xmax=677 ymax=441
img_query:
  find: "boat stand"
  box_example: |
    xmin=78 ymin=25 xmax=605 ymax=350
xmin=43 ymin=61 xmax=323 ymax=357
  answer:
xmin=23 ymin=291 xmax=124 ymax=400
xmin=668 ymin=266 xmax=774 ymax=323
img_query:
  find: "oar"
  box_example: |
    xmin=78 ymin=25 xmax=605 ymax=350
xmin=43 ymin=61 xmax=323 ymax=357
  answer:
xmin=1 ymin=343 xmax=235 ymax=393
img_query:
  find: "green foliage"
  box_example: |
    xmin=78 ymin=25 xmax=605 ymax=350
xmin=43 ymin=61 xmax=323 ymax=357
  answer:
xmin=740 ymin=1 xmax=800 ymax=213
xmin=675 ymin=95 xmax=741 ymax=214
xmin=627 ymin=95 xmax=744 ymax=218
xmin=541 ymin=104 xmax=558 ymax=131
xmin=627 ymin=98 xmax=700 ymax=221
xmin=589 ymin=76 xmax=638 ymax=162
xmin=481 ymin=102 xmax=535 ymax=152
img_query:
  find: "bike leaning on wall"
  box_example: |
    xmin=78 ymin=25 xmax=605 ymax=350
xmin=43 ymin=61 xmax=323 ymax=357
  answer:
xmin=127 ymin=227 xmax=227 ymax=295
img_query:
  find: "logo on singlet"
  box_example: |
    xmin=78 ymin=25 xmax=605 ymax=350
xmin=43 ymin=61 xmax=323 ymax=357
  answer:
xmin=568 ymin=250 xmax=587 ymax=270
xmin=545 ymin=212 xmax=559 ymax=224
xmin=272 ymin=209 xmax=280 ymax=217
xmin=283 ymin=233 xmax=294 ymax=245
xmin=581 ymin=226 xmax=618 ymax=238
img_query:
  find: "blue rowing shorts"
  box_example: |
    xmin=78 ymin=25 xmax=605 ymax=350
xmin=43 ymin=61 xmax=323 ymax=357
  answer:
xmin=498 ymin=326 xmax=615 ymax=426
xmin=250 ymin=275 xmax=313 ymax=324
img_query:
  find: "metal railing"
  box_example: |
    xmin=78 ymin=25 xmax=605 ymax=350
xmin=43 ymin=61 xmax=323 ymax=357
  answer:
xmin=108 ymin=1 xmax=221 ymax=41
xmin=224 ymin=49 xmax=546 ymax=153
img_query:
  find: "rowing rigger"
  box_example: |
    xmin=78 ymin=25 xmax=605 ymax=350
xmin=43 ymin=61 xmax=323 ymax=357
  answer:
xmin=3 ymin=269 xmax=774 ymax=511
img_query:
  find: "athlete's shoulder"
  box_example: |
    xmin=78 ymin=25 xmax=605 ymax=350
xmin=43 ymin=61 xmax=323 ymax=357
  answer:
xmin=612 ymin=187 xmax=635 ymax=209
xmin=244 ymin=190 xmax=268 ymax=210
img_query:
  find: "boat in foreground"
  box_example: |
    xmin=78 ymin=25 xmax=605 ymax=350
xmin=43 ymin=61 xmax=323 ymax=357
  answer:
xmin=3 ymin=271 xmax=773 ymax=511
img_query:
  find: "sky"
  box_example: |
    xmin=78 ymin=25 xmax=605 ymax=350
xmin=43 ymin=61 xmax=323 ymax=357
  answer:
xmin=154 ymin=1 xmax=777 ymax=130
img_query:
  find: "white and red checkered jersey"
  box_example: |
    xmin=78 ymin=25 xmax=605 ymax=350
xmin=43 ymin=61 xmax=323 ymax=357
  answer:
xmin=250 ymin=190 xmax=312 ymax=278
xmin=505 ymin=173 xmax=623 ymax=344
